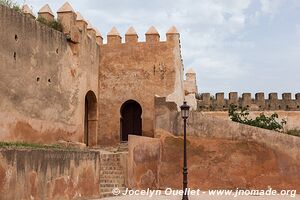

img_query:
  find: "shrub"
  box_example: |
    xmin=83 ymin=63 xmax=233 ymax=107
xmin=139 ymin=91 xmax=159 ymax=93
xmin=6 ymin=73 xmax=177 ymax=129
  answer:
xmin=228 ymin=104 xmax=286 ymax=132
xmin=37 ymin=17 xmax=63 ymax=32
xmin=0 ymin=0 xmax=22 ymax=13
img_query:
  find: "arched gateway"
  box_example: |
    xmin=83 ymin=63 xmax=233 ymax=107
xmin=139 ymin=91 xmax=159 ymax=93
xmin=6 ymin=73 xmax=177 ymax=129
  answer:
xmin=120 ymin=100 xmax=142 ymax=141
xmin=84 ymin=91 xmax=97 ymax=146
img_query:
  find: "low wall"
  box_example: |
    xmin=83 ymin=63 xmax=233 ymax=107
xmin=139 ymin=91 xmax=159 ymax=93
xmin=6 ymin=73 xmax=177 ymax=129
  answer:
xmin=0 ymin=148 xmax=125 ymax=200
xmin=127 ymin=135 xmax=161 ymax=189
xmin=155 ymin=100 xmax=300 ymax=162
xmin=182 ymin=111 xmax=300 ymax=161
xmin=157 ymin=130 xmax=300 ymax=191
xmin=128 ymin=130 xmax=300 ymax=192
xmin=148 ymin=99 xmax=300 ymax=192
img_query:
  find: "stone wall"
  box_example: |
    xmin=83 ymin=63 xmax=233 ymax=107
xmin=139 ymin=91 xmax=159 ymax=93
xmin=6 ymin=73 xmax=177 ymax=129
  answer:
xmin=197 ymin=92 xmax=300 ymax=111
xmin=0 ymin=148 xmax=100 ymax=200
xmin=98 ymin=28 xmax=184 ymax=146
xmin=183 ymin=69 xmax=198 ymax=110
xmin=154 ymin=96 xmax=179 ymax=134
xmin=128 ymin=129 xmax=300 ymax=192
xmin=0 ymin=148 xmax=128 ymax=200
xmin=148 ymin=98 xmax=300 ymax=191
xmin=157 ymin=130 xmax=300 ymax=191
xmin=0 ymin=5 xmax=99 ymax=144
xmin=182 ymin=111 xmax=300 ymax=161
xmin=127 ymin=135 xmax=161 ymax=189
xmin=201 ymin=111 xmax=300 ymax=131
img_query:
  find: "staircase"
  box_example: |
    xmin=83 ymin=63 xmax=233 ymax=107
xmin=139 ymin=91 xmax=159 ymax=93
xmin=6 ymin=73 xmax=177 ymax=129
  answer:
xmin=99 ymin=152 xmax=127 ymax=198
xmin=117 ymin=142 xmax=128 ymax=152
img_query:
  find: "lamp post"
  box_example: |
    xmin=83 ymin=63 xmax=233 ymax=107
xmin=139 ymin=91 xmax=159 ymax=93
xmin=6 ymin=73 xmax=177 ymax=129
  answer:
xmin=180 ymin=101 xmax=190 ymax=200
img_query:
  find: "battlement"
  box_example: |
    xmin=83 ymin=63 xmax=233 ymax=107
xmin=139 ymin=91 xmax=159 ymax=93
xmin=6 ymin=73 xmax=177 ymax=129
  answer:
xmin=197 ymin=92 xmax=300 ymax=111
xmin=102 ymin=25 xmax=180 ymax=46
xmin=17 ymin=2 xmax=180 ymax=48
xmin=7 ymin=2 xmax=103 ymax=47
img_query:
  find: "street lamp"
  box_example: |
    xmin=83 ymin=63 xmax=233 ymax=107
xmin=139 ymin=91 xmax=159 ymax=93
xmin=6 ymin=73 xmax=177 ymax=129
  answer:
xmin=180 ymin=101 xmax=190 ymax=200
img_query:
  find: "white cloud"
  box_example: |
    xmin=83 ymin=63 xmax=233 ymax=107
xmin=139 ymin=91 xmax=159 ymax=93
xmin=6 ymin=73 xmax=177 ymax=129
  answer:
xmin=16 ymin=0 xmax=300 ymax=94
xmin=259 ymin=0 xmax=285 ymax=15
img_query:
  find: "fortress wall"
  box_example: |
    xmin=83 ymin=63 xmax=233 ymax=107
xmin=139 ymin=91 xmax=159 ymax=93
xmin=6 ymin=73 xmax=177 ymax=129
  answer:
xmin=197 ymin=92 xmax=300 ymax=111
xmin=182 ymin=111 xmax=300 ymax=161
xmin=128 ymin=131 xmax=300 ymax=192
xmin=156 ymin=129 xmax=300 ymax=191
xmin=149 ymin=98 xmax=300 ymax=191
xmin=98 ymin=30 xmax=184 ymax=146
xmin=154 ymin=96 xmax=179 ymax=134
xmin=0 ymin=5 xmax=99 ymax=144
xmin=0 ymin=148 xmax=101 ymax=200
xmin=155 ymin=98 xmax=300 ymax=161
xmin=127 ymin=135 xmax=161 ymax=189
xmin=201 ymin=111 xmax=300 ymax=131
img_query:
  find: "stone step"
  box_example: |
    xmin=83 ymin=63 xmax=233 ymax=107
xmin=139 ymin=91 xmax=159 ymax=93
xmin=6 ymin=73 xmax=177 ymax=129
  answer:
xmin=100 ymin=180 xmax=125 ymax=184
xmin=100 ymin=187 xmax=126 ymax=191
xmin=100 ymin=182 xmax=125 ymax=185
xmin=99 ymin=152 xmax=126 ymax=199
xmin=100 ymin=169 xmax=123 ymax=175
xmin=100 ymin=158 xmax=121 ymax=162
xmin=118 ymin=143 xmax=128 ymax=152
xmin=100 ymin=155 xmax=121 ymax=159
xmin=100 ymin=177 xmax=125 ymax=181
xmin=100 ymin=164 xmax=122 ymax=168
xmin=100 ymin=190 xmax=125 ymax=198
xmin=100 ymin=170 xmax=124 ymax=175
xmin=100 ymin=166 xmax=123 ymax=170
xmin=100 ymin=177 xmax=125 ymax=180
xmin=100 ymin=184 xmax=125 ymax=188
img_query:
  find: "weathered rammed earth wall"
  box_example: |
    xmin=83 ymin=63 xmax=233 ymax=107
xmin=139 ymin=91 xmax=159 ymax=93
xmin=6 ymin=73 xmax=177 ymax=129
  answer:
xmin=127 ymin=100 xmax=300 ymax=192
xmin=128 ymin=129 xmax=300 ymax=192
xmin=0 ymin=5 xmax=99 ymax=144
xmin=197 ymin=92 xmax=300 ymax=111
xmin=201 ymin=111 xmax=300 ymax=130
xmin=0 ymin=149 xmax=101 ymax=200
xmin=99 ymin=29 xmax=184 ymax=146
xmin=157 ymin=130 xmax=300 ymax=191
xmin=0 ymin=148 xmax=128 ymax=200
xmin=184 ymin=112 xmax=300 ymax=162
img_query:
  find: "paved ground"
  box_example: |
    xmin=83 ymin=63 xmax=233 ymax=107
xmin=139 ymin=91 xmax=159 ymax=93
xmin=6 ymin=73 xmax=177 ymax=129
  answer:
xmin=98 ymin=195 xmax=299 ymax=200
xmin=96 ymin=193 xmax=299 ymax=200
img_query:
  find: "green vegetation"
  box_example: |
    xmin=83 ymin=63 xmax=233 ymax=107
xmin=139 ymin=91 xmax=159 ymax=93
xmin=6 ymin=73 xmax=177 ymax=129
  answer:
xmin=228 ymin=104 xmax=286 ymax=132
xmin=286 ymin=129 xmax=300 ymax=137
xmin=0 ymin=141 xmax=63 ymax=149
xmin=0 ymin=0 xmax=22 ymax=12
xmin=1 ymin=0 xmax=63 ymax=32
xmin=37 ymin=17 xmax=63 ymax=32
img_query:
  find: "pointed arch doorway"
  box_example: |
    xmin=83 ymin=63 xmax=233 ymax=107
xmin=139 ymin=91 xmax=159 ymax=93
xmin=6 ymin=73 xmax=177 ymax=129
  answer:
xmin=120 ymin=100 xmax=142 ymax=142
xmin=84 ymin=91 xmax=97 ymax=146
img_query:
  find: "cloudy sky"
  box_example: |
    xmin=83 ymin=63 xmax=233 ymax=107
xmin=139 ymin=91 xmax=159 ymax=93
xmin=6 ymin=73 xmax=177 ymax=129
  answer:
xmin=17 ymin=0 xmax=300 ymax=98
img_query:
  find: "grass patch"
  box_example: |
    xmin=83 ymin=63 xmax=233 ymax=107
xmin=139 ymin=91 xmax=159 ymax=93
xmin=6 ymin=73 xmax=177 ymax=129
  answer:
xmin=37 ymin=17 xmax=63 ymax=32
xmin=286 ymin=129 xmax=300 ymax=137
xmin=0 ymin=141 xmax=70 ymax=150
xmin=1 ymin=0 xmax=64 ymax=32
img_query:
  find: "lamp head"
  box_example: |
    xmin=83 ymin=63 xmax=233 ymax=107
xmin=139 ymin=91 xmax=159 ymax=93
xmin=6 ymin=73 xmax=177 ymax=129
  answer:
xmin=180 ymin=101 xmax=190 ymax=119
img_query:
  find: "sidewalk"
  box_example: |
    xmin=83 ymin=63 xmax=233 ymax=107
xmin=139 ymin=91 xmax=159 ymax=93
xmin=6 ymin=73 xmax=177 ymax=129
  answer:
xmin=98 ymin=194 xmax=299 ymax=200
